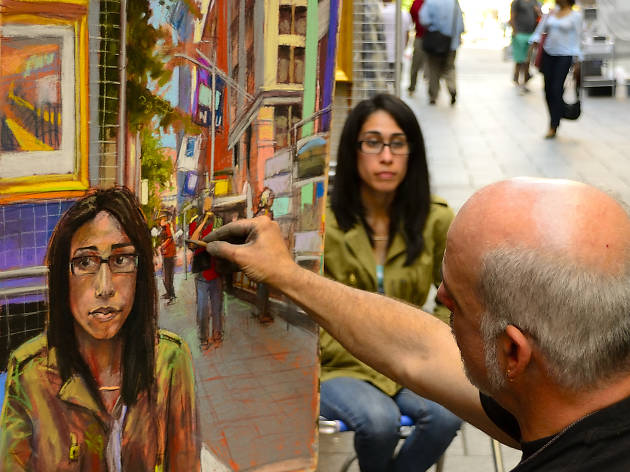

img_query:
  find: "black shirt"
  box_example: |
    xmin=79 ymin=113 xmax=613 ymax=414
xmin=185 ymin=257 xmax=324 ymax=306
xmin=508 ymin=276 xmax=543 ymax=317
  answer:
xmin=480 ymin=392 xmax=630 ymax=471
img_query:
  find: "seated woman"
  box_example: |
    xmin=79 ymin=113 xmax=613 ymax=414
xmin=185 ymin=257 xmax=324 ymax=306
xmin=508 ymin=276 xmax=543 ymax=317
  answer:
xmin=0 ymin=187 xmax=199 ymax=471
xmin=321 ymin=94 xmax=461 ymax=472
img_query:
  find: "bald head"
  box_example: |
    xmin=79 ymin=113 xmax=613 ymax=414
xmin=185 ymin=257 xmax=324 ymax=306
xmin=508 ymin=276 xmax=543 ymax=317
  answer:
xmin=451 ymin=179 xmax=630 ymax=391
xmin=451 ymin=178 xmax=630 ymax=275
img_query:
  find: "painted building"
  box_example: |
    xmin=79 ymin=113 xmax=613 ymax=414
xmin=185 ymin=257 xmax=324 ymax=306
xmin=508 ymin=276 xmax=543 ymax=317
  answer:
xmin=226 ymin=0 xmax=337 ymax=268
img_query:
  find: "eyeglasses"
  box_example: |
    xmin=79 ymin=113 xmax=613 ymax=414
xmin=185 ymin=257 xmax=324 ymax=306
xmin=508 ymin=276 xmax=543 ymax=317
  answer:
xmin=70 ymin=254 xmax=139 ymax=275
xmin=357 ymin=138 xmax=409 ymax=156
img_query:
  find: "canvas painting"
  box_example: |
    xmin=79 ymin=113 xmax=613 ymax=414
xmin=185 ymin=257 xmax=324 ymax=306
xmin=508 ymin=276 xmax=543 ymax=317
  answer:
xmin=0 ymin=0 xmax=340 ymax=469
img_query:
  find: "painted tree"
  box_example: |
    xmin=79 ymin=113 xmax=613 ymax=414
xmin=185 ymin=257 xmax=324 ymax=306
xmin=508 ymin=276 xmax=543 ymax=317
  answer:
xmin=122 ymin=0 xmax=200 ymax=219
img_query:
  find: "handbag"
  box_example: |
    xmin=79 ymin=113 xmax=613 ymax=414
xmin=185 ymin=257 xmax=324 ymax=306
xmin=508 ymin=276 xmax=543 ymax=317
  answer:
xmin=534 ymin=32 xmax=547 ymax=70
xmin=563 ymin=64 xmax=581 ymax=120
xmin=422 ymin=0 xmax=459 ymax=56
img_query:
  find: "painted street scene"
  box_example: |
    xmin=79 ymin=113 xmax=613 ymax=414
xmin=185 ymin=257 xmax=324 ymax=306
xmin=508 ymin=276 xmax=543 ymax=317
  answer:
xmin=2 ymin=0 xmax=630 ymax=471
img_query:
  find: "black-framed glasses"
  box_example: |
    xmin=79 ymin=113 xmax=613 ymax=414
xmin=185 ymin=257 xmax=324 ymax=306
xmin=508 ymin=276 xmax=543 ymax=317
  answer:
xmin=357 ymin=138 xmax=409 ymax=155
xmin=70 ymin=254 xmax=139 ymax=275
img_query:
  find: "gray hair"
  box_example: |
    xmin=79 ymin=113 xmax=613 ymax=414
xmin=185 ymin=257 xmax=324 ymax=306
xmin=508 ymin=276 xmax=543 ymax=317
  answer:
xmin=479 ymin=247 xmax=630 ymax=392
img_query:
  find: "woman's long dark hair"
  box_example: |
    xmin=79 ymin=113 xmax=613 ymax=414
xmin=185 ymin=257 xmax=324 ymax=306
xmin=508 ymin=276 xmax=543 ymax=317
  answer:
xmin=331 ymin=94 xmax=431 ymax=265
xmin=47 ymin=186 xmax=157 ymax=407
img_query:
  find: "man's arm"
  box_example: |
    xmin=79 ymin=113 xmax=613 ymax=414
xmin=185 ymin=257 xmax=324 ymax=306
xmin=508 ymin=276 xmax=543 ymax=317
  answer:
xmin=203 ymin=217 xmax=519 ymax=447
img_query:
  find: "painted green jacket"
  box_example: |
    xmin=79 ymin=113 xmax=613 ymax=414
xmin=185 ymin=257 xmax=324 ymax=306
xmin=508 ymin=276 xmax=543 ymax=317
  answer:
xmin=321 ymin=197 xmax=454 ymax=396
xmin=0 ymin=329 xmax=199 ymax=471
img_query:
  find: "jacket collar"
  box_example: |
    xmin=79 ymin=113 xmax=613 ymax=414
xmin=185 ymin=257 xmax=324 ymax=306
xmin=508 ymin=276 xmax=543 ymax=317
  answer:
xmin=58 ymin=374 xmax=103 ymax=415
xmin=48 ymin=346 xmax=109 ymax=424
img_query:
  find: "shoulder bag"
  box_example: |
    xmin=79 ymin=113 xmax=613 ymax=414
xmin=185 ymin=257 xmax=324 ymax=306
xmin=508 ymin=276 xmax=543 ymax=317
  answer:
xmin=422 ymin=0 xmax=459 ymax=56
xmin=534 ymin=32 xmax=547 ymax=70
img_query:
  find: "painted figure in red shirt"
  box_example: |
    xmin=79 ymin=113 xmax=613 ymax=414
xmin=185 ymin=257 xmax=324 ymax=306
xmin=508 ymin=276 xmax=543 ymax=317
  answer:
xmin=189 ymin=195 xmax=223 ymax=349
xmin=159 ymin=211 xmax=177 ymax=304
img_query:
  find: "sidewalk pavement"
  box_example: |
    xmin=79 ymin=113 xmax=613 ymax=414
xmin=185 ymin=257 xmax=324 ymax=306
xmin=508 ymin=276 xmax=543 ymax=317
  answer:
xmin=157 ymin=272 xmax=319 ymax=472
xmin=318 ymin=45 xmax=630 ymax=472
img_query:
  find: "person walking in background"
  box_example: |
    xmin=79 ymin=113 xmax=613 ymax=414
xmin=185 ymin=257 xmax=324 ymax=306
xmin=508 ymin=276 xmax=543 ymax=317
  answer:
xmin=319 ymin=94 xmax=461 ymax=472
xmin=408 ymin=0 xmax=426 ymax=95
xmin=510 ymin=0 xmax=541 ymax=93
xmin=189 ymin=194 xmax=224 ymax=349
xmin=159 ymin=209 xmax=176 ymax=304
xmin=380 ymin=0 xmax=412 ymax=82
xmin=529 ymin=0 xmax=582 ymax=139
xmin=420 ymin=0 xmax=465 ymax=105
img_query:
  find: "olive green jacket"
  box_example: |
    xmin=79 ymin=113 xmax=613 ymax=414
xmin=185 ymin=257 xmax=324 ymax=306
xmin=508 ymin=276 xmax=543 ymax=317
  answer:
xmin=0 ymin=329 xmax=199 ymax=471
xmin=321 ymin=197 xmax=454 ymax=396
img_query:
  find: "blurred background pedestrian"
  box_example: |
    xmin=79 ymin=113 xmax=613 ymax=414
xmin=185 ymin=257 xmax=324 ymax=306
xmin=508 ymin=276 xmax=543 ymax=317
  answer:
xmin=420 ymin=0 xmax=465 ymax=105
xmin=408 ymin=0 xmax=427 ymax=95
xmin=509 ymin=0 xmax=541 ymax=92
xmin=529 ymin=0 xmax=582 ymax=139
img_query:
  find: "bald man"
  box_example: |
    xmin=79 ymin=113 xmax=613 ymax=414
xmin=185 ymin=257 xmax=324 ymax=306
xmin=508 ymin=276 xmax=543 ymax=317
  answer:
xmin=203 ymin=178 xmax=630 ymax=471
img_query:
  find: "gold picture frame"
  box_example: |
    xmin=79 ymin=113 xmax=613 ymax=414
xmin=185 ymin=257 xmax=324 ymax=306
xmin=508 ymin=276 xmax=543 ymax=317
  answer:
xmin=0 ymin=13 xmax=89 ymax=202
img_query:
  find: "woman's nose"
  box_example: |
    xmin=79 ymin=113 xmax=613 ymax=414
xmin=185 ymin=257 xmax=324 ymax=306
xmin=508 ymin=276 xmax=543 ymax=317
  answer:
xmin=379 ymin=145 xmax=394 ymax=162
xmin=94 ymin=263 xmax=115 ymax=298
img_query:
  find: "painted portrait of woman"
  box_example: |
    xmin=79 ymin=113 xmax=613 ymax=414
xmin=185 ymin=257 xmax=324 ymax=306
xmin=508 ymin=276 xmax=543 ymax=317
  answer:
xmin=0 ymin=187 xmax=199 ymax=471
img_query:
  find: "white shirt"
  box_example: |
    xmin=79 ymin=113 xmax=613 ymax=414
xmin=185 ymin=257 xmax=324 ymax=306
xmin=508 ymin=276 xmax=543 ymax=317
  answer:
xmin=530 ymin=9 xmax=583 ymax=60
xmin=380 ymin=2 xmax=412 ymax=64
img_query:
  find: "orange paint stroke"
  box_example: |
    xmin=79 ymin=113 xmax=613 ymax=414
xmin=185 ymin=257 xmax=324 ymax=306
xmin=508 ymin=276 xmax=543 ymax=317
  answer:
xmin=271 ymin=350 xmax=289 ymax=362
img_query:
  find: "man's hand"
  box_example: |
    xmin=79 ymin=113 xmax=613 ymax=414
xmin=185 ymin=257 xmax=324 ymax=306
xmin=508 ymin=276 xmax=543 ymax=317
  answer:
xmin=202 ymin=216 xmax=297 ymax=288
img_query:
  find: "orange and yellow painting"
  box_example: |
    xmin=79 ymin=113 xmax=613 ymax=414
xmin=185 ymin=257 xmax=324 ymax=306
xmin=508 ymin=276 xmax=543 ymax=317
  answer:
xmin=0 ymin=0 xmax=341 ymax=469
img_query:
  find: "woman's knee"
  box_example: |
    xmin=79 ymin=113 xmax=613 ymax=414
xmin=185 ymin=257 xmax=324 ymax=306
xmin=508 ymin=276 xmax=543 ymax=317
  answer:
xmin=435 ymin=407 xmax=462 ymax=434
xmin=357 ymin=403 xmax=400 ymax=439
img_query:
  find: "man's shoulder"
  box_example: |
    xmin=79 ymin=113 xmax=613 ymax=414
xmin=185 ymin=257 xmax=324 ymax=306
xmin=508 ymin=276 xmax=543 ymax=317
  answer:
xmin=515 ymin=395 xmax=630 ymax=471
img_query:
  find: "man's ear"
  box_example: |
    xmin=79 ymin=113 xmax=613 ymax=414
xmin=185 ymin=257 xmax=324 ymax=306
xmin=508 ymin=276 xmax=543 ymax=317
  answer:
xmin=500 ymin=324 xmax=533 ymax=382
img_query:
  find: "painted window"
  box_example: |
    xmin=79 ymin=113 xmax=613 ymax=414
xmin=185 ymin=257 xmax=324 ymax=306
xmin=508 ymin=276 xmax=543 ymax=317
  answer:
xmin=277 ymin=46 xmax=305 ymax=84
xmin=278 ymin=5 xmax=307 ymax=36
xmin=274 ymin=104 xmax=302 ymax=149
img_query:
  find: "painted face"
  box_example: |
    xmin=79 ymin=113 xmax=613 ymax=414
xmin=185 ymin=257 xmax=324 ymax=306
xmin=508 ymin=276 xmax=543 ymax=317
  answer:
xmin=68 ymin=211 xmax=137 ymax=341
xmin=356 ymin=110 xmax=409 ymax=196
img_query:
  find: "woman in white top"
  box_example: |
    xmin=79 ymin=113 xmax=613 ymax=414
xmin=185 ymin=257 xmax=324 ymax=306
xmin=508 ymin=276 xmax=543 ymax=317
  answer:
xmin=529 ymin=0 xmax=582 ymax=139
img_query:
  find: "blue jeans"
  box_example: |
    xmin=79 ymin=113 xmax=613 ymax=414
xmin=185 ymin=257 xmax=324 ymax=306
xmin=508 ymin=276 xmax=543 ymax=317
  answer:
xmin=195 ymin=276 xmax=223 ymax=341
xmin=321 ymin=377 xmax=461 ymax=472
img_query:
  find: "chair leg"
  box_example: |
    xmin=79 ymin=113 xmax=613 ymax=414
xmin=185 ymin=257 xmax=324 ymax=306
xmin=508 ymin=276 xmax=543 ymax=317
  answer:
xmin=340 ymin=454 xmax=357 ymax=472
xmin=490 ymin=438 xmax=505 ymax=472
xmin=460 ymin=424 xmax=469 ymax=456
xmin=434 ymin=453 xmax=446 ymax=472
